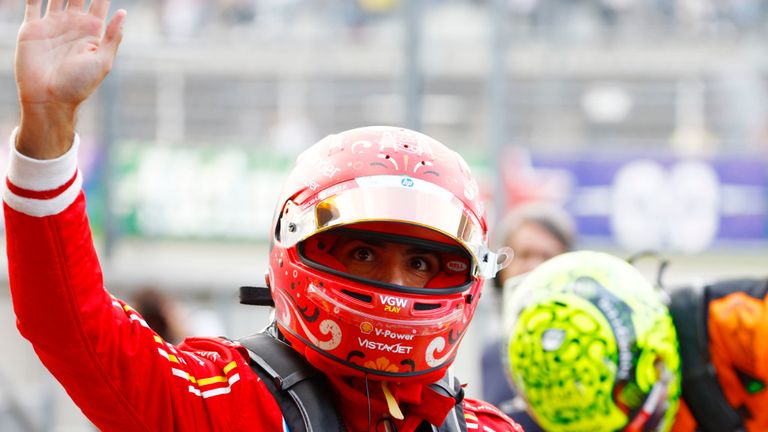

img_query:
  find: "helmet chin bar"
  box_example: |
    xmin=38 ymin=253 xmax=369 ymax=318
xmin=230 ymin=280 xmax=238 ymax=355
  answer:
xmin=271 ymin=278 xmax=469 ymax=381
xmin=277 ymin=322 xmax=455 ymax=380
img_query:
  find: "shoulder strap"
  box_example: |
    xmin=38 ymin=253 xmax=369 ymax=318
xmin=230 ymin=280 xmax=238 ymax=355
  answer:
xmin=238 ymin=333 xmax=346 ymax=432
xmin=669 ymin=281 xmax=751 ymax=432
xmin=429 ymin=370 xmax=468 ymax=432
xmin=706 ymin=277 xmax=768 ymax=303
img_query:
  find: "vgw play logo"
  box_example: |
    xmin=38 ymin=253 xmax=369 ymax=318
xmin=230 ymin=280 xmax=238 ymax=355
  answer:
xmin=380 ymin=294 xmax=408 ymax=313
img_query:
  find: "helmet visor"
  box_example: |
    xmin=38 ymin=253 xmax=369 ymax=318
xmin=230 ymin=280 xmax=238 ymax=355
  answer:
xmin=280 ymin=175 xmax=505 ymax=279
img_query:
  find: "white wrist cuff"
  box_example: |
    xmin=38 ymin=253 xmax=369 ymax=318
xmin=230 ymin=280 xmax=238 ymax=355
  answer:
xmin=4 ymin=127 xmax=83 ymax=217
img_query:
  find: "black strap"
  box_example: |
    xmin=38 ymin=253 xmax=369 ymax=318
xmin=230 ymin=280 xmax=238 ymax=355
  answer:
xmin=706 ymin=278 xmax=768 ymax=303
xmin=429 ymin=372 xmax=467 ymax=432
xmin=238 ymin=333 xmax=345 ymax=432
xmin=669 ymin=282 xmax=747 ymax=432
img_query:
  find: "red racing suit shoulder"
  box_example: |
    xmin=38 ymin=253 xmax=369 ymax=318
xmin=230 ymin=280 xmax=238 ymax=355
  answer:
xmin=4 ymin=133 xmax=285 ymax=431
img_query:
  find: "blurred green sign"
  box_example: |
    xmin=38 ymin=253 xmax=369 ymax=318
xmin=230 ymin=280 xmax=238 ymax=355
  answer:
xmin=115 ymin=143 xmax=294 ymax=240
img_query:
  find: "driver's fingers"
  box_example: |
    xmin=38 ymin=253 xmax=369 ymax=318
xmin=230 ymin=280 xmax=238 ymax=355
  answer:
xmin=67 ymin=0 xmax=87 ymax=12
xmin=99 ymin=9 xmax=125 ymax=66
xmin=24 ymin=0 xmax=42 ymax=21
xmin=88 ymin=0 xmax=111 ymax=19
xmin=46 ymin=0 xmax=65 ymax=14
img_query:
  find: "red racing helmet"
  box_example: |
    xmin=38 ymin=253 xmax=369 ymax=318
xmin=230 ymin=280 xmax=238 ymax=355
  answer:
xmin=268 ymin=126 xmax=510 ymax=384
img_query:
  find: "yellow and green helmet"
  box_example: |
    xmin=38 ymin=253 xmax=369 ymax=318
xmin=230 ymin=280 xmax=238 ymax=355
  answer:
xmin=503 ymin=251 xmax=681 ymax=432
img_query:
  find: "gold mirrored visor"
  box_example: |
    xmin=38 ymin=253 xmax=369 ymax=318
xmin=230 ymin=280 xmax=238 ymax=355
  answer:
xmin=280 ymin=175 xmax=506 ymax=278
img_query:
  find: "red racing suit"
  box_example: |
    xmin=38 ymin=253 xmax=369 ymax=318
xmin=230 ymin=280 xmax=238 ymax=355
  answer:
xmin=4 ymin=132 xmax=522 ymax=432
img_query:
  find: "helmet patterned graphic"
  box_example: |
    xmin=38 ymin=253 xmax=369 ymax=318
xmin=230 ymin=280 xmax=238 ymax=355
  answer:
xmin=504 ymin=251 xmax=681 ymax=432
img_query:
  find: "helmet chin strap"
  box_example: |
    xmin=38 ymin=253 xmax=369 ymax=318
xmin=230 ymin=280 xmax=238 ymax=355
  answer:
xmin=365 ymin=373 xmax=371 ymax=432
xmin=363 ymin=377 xmax=404 ymax=432
xmin=381 ymin=381 xmax=405 ymax=420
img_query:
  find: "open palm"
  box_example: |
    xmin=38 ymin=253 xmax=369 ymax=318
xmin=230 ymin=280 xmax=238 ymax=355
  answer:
xmin=15 ymin=0 xmax=125 ymax=108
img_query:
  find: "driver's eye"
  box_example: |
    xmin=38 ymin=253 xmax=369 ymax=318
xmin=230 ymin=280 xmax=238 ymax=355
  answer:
xmin=410 ymin=257 xmax=430 ymax=272
xmin=409 ymin=256 xmax=439 ymax=273
xmin=352 ymin=247 xmax=374 ymax=262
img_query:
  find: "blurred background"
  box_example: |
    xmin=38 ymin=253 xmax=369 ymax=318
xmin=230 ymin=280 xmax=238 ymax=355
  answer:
xmin=0 ymin=0 xmax=767 ymax=430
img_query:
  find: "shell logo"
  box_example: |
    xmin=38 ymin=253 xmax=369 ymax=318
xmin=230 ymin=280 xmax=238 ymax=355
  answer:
xmin=360 ymin=322 xmax=374 ymax=334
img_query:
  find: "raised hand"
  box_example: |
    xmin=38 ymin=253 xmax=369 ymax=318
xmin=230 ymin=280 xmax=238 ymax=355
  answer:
xmin=15 ymin=0 xmax=126 ymax=159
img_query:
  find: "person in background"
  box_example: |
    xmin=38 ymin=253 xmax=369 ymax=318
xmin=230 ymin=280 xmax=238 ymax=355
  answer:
xmin=130 ymin=288 xmax=188 ymax=344
xmin=666 ymin=277 xmax=768 ymax=432
xmin=481 ymin=202 xmax=576 ymax=427
xmin=131 ymin=287 xmax=227 ymax=345
xmin=502 ymin=250 xmax=768 ymax=432
xmin=5 ymin=1 xmax=522 ymax=430
xmin=493 ymin=203 xmax=576 ymax=288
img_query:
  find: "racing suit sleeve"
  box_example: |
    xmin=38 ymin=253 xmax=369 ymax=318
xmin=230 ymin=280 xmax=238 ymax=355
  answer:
xmin=463 ymin=397 xmax=525 ymax=432
xmin=3 ymin=130 xmax=283 ymax=431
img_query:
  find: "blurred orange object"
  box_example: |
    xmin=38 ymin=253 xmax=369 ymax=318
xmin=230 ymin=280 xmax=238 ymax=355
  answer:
xmin=708 ymin=292 xmax=768 ymax=431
